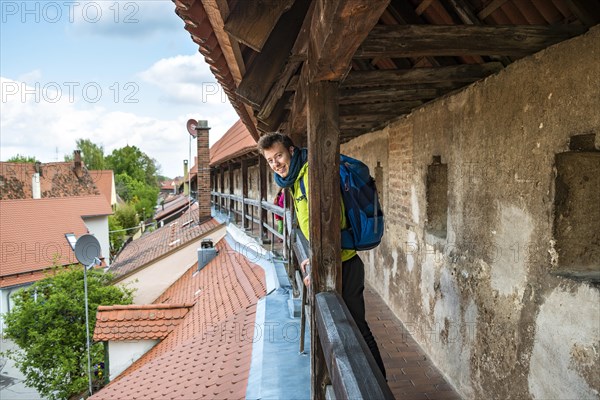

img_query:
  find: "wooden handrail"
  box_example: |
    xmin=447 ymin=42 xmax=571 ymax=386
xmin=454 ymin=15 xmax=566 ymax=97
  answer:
xmin=316 ymin=292 xmax=393 ymax=399
xmin=211 ymin=189 xmax=390 ymax=398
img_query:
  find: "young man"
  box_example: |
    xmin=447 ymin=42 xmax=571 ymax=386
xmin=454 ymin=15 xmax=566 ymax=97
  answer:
xmin=257 ymin=132 xmax=386 ymax=377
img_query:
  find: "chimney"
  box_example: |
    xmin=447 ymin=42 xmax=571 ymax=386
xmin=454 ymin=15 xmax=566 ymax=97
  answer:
xmin=73 ymin=150 xmax=83 ymax=178
xmin=183 ymin=159 xmax=189 ymax=196
xmin=196 ymin=120 xmax=211 ymax=222
xmin=32 ymin=172 xmax=41 ymax=199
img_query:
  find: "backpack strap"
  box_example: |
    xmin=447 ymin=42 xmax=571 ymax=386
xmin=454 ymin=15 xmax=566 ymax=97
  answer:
xmin=299 ymin=178 xmax=306 ymax=199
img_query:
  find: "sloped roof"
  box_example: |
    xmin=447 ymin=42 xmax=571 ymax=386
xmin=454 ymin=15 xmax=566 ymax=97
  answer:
xmin=108 ymin=204 xmax=221 ymax=280
xmin=0 ymin=162 xmax=100 ymax=199
xmin=89 ymin=170 xmax=115 ymax=206
xmin=93 ymin=303 xmax=194 ymax=341
xmin=91 ymin=238 xmax=266 ymax=399
xmin=210 ymin=119 xmax=257 ymax=166
xmin=154 ymin=195 xmax=190 ymax=221
xmin=0 ymin=196 xmax=113 ymax=287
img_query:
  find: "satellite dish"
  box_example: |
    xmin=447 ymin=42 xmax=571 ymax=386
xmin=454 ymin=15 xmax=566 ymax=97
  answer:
xmin=74 ymin=234 xmax=101 ymax=266
xmin=187 ymin=119 xmax=198 ymax=138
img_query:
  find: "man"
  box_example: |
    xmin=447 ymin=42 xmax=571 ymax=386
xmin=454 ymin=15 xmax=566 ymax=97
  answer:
xmin=257 ymin=132 xmax=386 ymax=377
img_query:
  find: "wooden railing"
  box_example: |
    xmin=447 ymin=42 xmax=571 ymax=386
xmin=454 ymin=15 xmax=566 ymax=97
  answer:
xmin=211 ymin=190 xmax=392 ymax=399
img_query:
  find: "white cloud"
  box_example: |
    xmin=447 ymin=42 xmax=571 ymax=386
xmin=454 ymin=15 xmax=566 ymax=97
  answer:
xmin=139 ymin=53 xmax=230 ymax=106
xmin=0 ymin=76 xmax=240 ymax=178
xmin=67 ymin=1 xmax=182 ymax=38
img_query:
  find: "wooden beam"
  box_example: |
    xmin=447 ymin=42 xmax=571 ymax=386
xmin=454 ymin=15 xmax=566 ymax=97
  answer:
xmin=307 ymin=79 xmax=341 ymax=400
xmin=308 ymin=0 xmax=390 ymax=81
xmin=340 ymin=101 xmax=422 ymax=116
xmin=356 ymin=24 xmax=587 ymax=58
xmin=200 ymin=0 xmax=246 ymax=83
xmin=316 ymin=292 xmax=394 ymax=400
xmin=477 ymin=0 xmax=509 ymax=20
xmin=340 ymin=84 xmax=458 ymax=104
xmin=446 ymin=0 xmax=512 ymax=66
xmin=565 ymin=0 xmax=600 ymax=26
xmin=415 ymin=0 xmax=435 ymax=16
xmin=227 ymin=162 xmax=234 ymax=222
xmin=224 ymin=0 xmax=295 ymax=52
xmin=236 ymin=0 xmax=311 ymax=109
xmin=343 ymin=62 xmax=503 ymax=88
xmin=289 ymin=63 xmax=309 ymax=139
xmin=257 ymin=60 xmax=302 ymax=121
xmin=258 ymin=156 xmax=269 ymax=243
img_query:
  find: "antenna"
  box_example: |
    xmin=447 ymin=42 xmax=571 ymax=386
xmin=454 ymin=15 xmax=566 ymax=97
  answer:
xmin=187 ymin=119 xmax=198 ymax=138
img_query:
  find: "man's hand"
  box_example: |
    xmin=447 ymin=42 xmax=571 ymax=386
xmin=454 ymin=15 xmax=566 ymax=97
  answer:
xmin=300 ymin=258 xmax=311 ymax=287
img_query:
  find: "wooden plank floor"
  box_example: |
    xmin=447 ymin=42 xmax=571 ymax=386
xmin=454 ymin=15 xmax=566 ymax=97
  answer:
xmin=365 ymin=286 xmax=463 ymax=400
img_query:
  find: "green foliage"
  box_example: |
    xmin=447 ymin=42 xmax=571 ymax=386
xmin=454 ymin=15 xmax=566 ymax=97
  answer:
xmin=77 ymin=139 xmax=106 ymax=170
xmin=113 ymin=203 xmax=139 ymax=231
xmin=2 ymin=267 xmax=134 ymax=400
xmin=6 ymin=154 xmax=38 ymax=163
xmin=106 ymin=145 xmax=160 ymax=188
xmin=108 ymin=215 xmax=125 ymax=258
xmin=115 ymin=173 xmax=158 ymax=221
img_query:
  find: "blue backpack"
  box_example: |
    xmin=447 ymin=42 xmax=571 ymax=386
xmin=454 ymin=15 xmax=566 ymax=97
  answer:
xmin=299 ymin=154 xmax=384 ymax=251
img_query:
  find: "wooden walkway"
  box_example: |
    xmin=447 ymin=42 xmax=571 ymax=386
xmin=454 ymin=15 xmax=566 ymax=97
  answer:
xmin=365 ymin=286 xmax=463 ymax=400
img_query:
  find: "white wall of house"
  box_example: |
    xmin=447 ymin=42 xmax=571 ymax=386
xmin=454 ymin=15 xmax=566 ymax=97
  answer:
xmin=117 ymin=225 xmax=226 ymax=304
xmin=108 ymin=340 xmax=159 ymax=381
xmin=83 ymin=215 xmax=110 ymax=266
xmin=0 ymin=284 xmax=29 ymax=334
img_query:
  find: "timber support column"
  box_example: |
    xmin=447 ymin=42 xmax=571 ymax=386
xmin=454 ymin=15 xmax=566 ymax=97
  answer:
xmin=307 ymin=79 xmax=342 ymax=399
xmin=258 ymin=156 xmax=270 ymax=244
xmin=242 ymin=158 xmax=250 ymax=230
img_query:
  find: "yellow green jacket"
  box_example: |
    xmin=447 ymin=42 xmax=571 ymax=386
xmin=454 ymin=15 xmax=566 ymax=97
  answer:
xmin=291 ymin=163 xmax=356 ymax=262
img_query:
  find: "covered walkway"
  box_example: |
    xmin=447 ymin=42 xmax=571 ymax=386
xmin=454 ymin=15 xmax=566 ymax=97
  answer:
xmin=366 ymin=286 xmax=461 ymax=400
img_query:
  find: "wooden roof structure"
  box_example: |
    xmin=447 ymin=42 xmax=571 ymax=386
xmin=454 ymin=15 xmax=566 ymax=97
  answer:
xmin=173 ymin=0 xmax=598 ymax=143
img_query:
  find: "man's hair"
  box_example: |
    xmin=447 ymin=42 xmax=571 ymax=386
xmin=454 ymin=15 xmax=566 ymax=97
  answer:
xmin=257 ymin=132 xmax=294 ymax=154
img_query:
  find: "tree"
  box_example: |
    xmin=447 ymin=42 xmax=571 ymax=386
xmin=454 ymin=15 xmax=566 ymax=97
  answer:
xmin=106 ymin=145 xmax=160 ymax=188
xmin=65 ymin=139 xmax=106 ymax=170
xmin=115 ymin=173 xmax=158 ymax=219
xmin=108 ymin=215 xmax=125 ymax=258
xmin=6 ymin=154 xmax=38 ymax=163
xmin=2 ymin=267 xmax=134 ymax=400
xmin=113 ymin=202 xmax=139 ymax=231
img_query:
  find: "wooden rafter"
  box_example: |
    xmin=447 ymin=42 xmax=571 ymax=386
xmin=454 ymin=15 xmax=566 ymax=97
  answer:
xmin=356 ymin=24 xmax=587 ymax=58
xmin=342 ymin=62 xmax=503 ymax=87
xmin=236 ymin=0 xmax=311 ymax=109
xmin=224 ymin=0 xmax=295 ymax=52
xmin=308 ymin=0 xmax=390 ymax=82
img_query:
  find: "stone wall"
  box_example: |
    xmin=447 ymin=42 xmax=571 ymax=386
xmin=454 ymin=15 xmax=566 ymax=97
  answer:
xmin=342 ymin=27 xmax=600 ymax=399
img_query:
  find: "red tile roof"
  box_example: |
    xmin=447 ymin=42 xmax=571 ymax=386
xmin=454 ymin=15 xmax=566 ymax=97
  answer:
xmin=91 ymin=239 xmax=266 ymax=399
xmin=93 ymin=303 xmax=194 ymax=341
xmin=210 ymin=119 xmax=257 ymax=166
xmin=0 ymin=162 xmax=100 ymax=199
xmin=154 ymin=195 xmax=190 ymax=221
xmin=89 ymin=170 xmax=115 ymax=206
xmin=108 ymin=204 xmax=221 ymax=281
xmin=0 ymin=196 xmax=113 ymax=287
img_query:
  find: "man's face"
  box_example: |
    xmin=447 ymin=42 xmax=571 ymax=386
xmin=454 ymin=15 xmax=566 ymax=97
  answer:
xmin=263 ymin=142 xmax=294 ymax=178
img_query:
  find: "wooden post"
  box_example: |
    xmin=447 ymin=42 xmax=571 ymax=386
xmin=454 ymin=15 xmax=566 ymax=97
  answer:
xmin=219 ymin=166 xmax=225 ymax=212
xmin=258 ymin=156 xmax=270 ymax=243
xmin=229 ymin=162 xmax=235 ymax=222
xmin=307 ymin=79 xmax=341 ymax=399
xmin=242 ymin=158 xmax=250 ymax=230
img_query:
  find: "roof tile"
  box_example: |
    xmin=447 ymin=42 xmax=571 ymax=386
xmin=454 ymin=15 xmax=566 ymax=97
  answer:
xmin=108 ymin=204 xmax=221 ymax=280
xmin=0 ymin=196 xmax=113 ymax=286
xmin=91 ymin=239 xmax=266 ymax=399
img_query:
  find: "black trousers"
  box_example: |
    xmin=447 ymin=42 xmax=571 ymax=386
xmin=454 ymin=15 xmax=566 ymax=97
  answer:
xmin=342 ymin=255 xmax=386 ymax=377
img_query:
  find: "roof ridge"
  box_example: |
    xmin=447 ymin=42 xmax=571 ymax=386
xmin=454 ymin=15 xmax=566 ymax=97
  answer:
xmin=98 ymin=303 xmax=195 ymax=311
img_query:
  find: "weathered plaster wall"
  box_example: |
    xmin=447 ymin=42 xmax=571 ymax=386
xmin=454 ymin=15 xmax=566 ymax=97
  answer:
xmin=342 ymin=27 xmax=600 ymax=399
